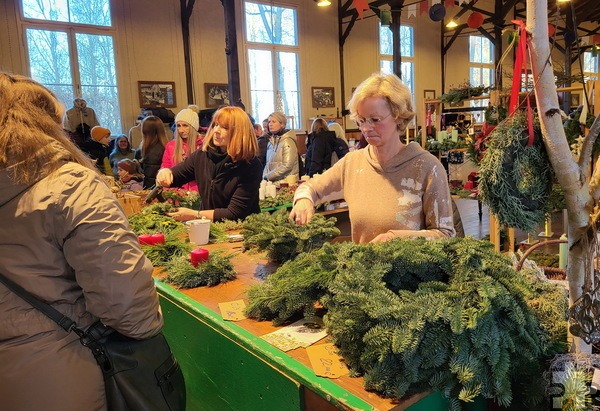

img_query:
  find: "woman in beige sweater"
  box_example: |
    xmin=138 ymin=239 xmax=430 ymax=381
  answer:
xmin=290 ymin=73 xmax=455 ymax=244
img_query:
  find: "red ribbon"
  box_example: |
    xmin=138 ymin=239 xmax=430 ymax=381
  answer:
xmin=509 ymin=20 xmax=534 ymax=146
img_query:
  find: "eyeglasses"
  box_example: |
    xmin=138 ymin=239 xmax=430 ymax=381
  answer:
xmin=355 ymin=113 xmax=393 ymax=128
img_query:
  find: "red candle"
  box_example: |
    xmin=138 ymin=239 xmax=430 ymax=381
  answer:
xmin=138 ymin=234 xmax=154 ymax=245
xmin=151 ymin=233 xmax=165 ymax=245
xmin=190 ymin=248 xmax=209 ymax=267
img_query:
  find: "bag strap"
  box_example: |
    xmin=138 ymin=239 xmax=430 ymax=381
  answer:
xmin=0 ymin=271 xmax=81 ymax=335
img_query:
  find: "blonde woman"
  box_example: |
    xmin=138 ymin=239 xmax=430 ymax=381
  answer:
xmin=263 ymin=111 xmax=299 ymax=181
xmin=160 ymin=107 xmax=203 ymax=191
xmin=0 ymin=72 xmax=163 ymax=410
xmin=156 ymin=106 xmax=263 ymax=222
xmin=290 ymin=73 xmax=455 ymax=243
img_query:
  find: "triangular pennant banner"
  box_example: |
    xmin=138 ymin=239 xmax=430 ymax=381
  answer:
xmin=353 ymin=0 xmax=370 ymax=19
xmin=431 ymin=0 xmax=441 ymax=4
xmin=445 ymin=0 xmax=454 ymax=8
xmin=408 ymin=4 xmax=417 ymax=18
xmin=419 ymin=0 xmax=429 ymax=15
xmin=581 ymin=36 xmax=590 ymax=46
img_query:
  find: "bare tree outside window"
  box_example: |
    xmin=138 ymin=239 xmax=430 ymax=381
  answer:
xmin=22 ymin=0 xmax=121 ymax=133
xmin=244 ymin=2 xmax=300 ymax=129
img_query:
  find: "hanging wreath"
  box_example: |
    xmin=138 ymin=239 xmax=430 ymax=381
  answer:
xmin=484 ymin=105 xmax=508 ymax=126
xmin=478 ymin=111 xmax=553 ymax=232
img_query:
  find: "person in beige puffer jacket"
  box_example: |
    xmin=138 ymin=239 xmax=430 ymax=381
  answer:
xmin=0 ymin=72 xmax=163 ymax=411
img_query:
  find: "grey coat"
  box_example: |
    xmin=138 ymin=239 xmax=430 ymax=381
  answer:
xmin=0 ymin=160 xmax=163 ymax=411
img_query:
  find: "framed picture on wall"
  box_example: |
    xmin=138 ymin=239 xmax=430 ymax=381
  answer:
xmin=424 ymin=90 xmax=436 ymax=100
xmin=138 ymin=81 xmax=176 ymax=108
xmin=204 ymin=83 xmax=230 ymax=108
xmin=311 ymin=87 xmax=335 ymax=108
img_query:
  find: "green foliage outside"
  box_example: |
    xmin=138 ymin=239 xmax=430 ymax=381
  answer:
xmin=246 ymin=237 xmax=568 ymax=408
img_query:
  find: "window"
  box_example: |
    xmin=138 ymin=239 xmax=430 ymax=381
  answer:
xmin=469 ymin=35 xmax=494 ymax=122
xmin=583 ymin=51 xmax=599 ymax=80
xmin=244 ymin=2 xmax=300 ymax=129
xmin=22 ymin=0 xmax=122 ymax=132
xmin=379 ymin=24 xmax=414 ymax=93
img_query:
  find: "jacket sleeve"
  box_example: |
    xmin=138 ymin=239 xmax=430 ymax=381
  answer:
xmin=160 ymin=141 xmax=175 ymax=169
xmin=169 ymin=150 xmax=198 ymax=188
xmin=58 ymin=170 xmax=163 ymax=339
xmin=213 ymin=159 xmax=263 ymax=221
xmin=308 ymin=136 xmax=331 ymax=176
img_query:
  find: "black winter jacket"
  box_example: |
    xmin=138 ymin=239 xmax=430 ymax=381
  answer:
xmin=169 ymin=146 xmax=263 ymax=221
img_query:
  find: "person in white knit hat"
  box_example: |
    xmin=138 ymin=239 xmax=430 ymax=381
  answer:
xmin=160 ymin=108 xmax=203 ymax=191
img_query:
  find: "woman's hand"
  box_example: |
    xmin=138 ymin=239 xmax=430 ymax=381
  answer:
xmin=167 ymin=207 xmax=197 ymax=222
xmin=156 ymin=168 xmax=173 ymax=187
xmin=289 ymin=198 xmax=315 ymax=225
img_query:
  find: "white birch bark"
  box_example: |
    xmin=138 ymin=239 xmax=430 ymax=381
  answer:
xmin=527 ymin=0 xmax=597 ymax=353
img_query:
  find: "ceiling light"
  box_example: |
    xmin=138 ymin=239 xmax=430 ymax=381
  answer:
xmin=446 ymin=20 xmax=458 ymax=28
xmin=315 ymin=0 xmax=331 ymax=6
xmin=556 ymin=0 xmax=570 ymax=3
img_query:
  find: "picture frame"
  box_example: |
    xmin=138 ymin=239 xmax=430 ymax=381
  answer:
xmin=311 ymin=87 xmax=335 ymax=108
xmin=570 ymin=92 xmax=581 ymax=107
xmin=424 ymin=89 xmax=436 ymax=100
xmin=138 ymin=81 xmax=176 ymax=108
xmin=204 ymin=83 xmax=230 ymax=108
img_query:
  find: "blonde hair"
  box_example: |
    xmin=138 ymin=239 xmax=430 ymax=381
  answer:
xmin=202 ymin=106 xmax=257 ymax=162
xmin=0 ymin=72 xmax=96 ymax=184
xmin=172 ymin=126 xmax=200 ymax=165
xmin=347 ymin=73 xmax=415 ymax=134
xmin=268 ymin=112 xmax=287 ymax=129
xmin=310 ymin=118 xmax=329 ymax=134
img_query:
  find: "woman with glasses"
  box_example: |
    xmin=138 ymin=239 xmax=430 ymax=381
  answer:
xmin=290 ymin=73 xmax=455 ymax=243
xmin=156 ymin=106 xmax=263 ymax=222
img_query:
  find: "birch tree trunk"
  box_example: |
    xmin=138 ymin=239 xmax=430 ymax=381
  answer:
xmin=527 ymin=0 xmax=597 ymax=353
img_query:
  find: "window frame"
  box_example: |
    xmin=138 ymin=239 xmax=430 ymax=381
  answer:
xmin=378 ymin=23 xmax=415 ymax=93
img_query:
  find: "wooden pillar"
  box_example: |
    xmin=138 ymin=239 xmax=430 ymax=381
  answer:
xmin=391 ymin=9 xmax=402 ymax=78
xmin=180 ymin=0 xmax=196 ymax=104
xmin=221 ymin=0 xmax=241 ymax=104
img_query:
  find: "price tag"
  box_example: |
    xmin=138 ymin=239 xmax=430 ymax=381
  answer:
xmin=218 ymin=300 xmax=247 ymax=321
xmin=306 ymin=343 xmax=349 ymax=379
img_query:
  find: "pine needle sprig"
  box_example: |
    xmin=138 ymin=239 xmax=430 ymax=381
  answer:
xmin=163 ymin=252 xmax=236 ymax=288
xmin=241 ymin=208 xmax=340 ymax=263
xmin=141 ymin=226 xmax=191 ymax=267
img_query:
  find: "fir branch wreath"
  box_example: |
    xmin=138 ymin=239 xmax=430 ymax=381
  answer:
xmin=163 ymin=252 xmax=236 ymax=288
xmin=478 ymin=111 xmax=553 ymax=232
xmin=241 ymin=208 xmax=340 ymax=263
xmin=246 ymin=237 xmax=568 ymax=407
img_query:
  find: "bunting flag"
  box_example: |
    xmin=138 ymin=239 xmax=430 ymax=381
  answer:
xmin=431 ymin=0 xmax=441 ymax=4
xmin=353 ymin=0 xmax=370 ymax=19
xmin=419 ymin=0 xmax=429 ymax=15
xmin=458 ymin=0 xmax=467 ymax=4
xmin=594 ymin=34 xmax=600 ymax=44
xmin=408 ymin=4 xmax=417 ymax=18
xmin=581 ymin=36 xmax=590 ymax=46
xmin=445 ymin=0 xmax=454 ymax=8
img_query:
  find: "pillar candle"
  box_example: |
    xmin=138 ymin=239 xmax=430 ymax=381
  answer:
xmin=151 ymin=233 xmax=165 ymax=245
xmin=138 ymin=234 xmax=154 ymax=245
xmin=190 ymin=248 xmax=210 ymax=267
xmin=451 ymin=129 xmax=459 ymax=142
xmin=437 ymin=131 xmax=444 ymax=143
xmin=559 ymin=234 xmax=568 ymax=269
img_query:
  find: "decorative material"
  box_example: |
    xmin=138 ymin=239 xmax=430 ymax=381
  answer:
xmin=246 ymin=237 xmax=568 ymax=406
xmin=439 ymin=83 xmax=490 ymax=105
xmin=138 ymin=81 xmax=176 ymax=108
xmin=428 ymin=3 xmax=446 ymax=21
xmin=311 ymin=87 xmax=335 ymax=108
xmin=478 ymin=112 xmax=552 ymax=232
xmin=190 ymin=247 xmax=210 ymax=267
xmin=241 ymin=208 xmax=340 ymax=263
xmin=204 ymin=83 xmax=230 ymax=108
xmin=163 ymin=252 xmax=236 ymax=288
xmin=466 ymin=11 xmax=484 ymax=29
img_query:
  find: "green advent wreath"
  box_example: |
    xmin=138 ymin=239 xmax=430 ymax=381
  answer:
xmin=478 ymin=111 xmax=552 ymax=232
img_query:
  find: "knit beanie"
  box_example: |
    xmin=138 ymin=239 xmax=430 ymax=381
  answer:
xmin=117 ymin=159 xmax=138 ymax=175
xmin=91 ymin=126 xmax=111 ymax=142
xmin=175 ymin=108 xmax=199 ymax=131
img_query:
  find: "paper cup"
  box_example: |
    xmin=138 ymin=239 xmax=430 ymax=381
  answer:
xmin=186 ymin=218 xmax=211 ymax=245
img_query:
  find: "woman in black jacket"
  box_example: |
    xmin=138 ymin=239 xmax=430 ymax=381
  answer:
xmin=156 ymin=106 xmax=262 ymax=222
xmin=305 ymin=118 xmax=334 ymax=177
